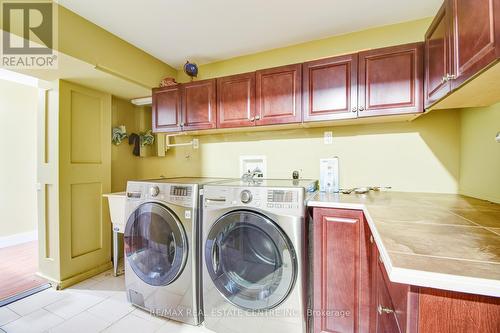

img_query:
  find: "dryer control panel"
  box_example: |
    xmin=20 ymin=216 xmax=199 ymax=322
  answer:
xmin=203 ymin=185 xmax=306 ymax=217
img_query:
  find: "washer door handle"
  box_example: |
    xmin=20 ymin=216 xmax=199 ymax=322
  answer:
xmin=212 ymin=240 xmax=221 ymax=273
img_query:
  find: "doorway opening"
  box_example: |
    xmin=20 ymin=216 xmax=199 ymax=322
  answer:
xmin=0 ymin=69 xmax=50 ymax=306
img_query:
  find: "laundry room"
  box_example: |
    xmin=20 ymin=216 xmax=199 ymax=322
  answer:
xmin=0 ymin=1 xmax=499 ymax=333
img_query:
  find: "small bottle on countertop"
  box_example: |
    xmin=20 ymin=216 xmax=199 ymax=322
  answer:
xmin=320 ymin=157 xmax=339 ymax=193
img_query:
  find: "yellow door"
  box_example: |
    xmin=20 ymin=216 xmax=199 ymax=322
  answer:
xmin=58 ymin=80 xmax=112 ymax=284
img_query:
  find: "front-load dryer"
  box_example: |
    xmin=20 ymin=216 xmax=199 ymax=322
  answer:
xmin=124 ymin=177 xmax=227 ymax=325
xmin=202 ymin=179 xmax=317 ymax=333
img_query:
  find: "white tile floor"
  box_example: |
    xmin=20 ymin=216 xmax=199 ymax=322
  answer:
xmin=0 ymin=269 xmax=214 ymax=333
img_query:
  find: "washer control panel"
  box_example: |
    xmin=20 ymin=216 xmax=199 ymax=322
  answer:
xmin=126 ymin=181 xmax=196 ymax=208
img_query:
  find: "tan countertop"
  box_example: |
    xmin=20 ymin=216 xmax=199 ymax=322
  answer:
xmin=307 ymin=191 xmax=500 ymax=297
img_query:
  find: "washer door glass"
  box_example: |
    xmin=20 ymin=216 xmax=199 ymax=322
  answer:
xmin=125 ymin=202 xmax=187 ymax=286
xmin=205 ymin=210 xmax=297 ymax=311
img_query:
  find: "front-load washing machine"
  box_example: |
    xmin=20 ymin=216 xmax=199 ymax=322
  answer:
xmin=202 ymin=179 xmax=317 ymax=333
xmin=124 ymin=177 xmax=227 ymax=325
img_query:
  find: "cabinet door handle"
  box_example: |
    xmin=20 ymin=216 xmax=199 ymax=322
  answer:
xmin=442 ymin=74 xmax=457 ymax=84
xmin=377 ymin=305 xmax=394 ymax=315
xmin=324 ymin=217 xmax=358 ymax=224
xmin=249 ymin=117 xmax=255 ymax=122
xmin=255 ymin=115 xmax=261 ymax=121
xmin=359 ymin=106 xmax=365 ymax=111
xmin=352 ymin=107 xmax=358 ymax=113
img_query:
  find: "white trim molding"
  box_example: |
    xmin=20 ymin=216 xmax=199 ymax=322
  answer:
xmin=0 ymin=230 xmax=38 ymax=248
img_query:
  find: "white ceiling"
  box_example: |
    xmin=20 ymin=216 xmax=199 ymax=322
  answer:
xmin=57 ymin=0 xmax=441 ymax=68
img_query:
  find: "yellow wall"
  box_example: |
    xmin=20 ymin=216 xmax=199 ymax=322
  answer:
xmin=196 ymin=111 xmax=460 ymax=193
xmin=0 ymin=3 xmax=177 ymax=88
xmin=111 ymin=98 xmax=202 ymax=190
xmin=459 ymin=103 xmax=500 ymax=203
xmin=111 ymin=97 xmax=140 ymax=192
xmin=58 ymin=6 xmax=177 ymax=88
xmin=0 ymin=79 xmax=38 ymax=238
xmin=176 ymin=17 xmax=432 ymax=81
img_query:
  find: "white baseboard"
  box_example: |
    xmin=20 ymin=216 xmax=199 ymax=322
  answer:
xmin=0 ymin=230 xmax=37 ymax=248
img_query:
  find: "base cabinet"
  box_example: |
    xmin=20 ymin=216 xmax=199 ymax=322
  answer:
xmin=311 ymin=208 xmax=371 ymax=333
xmin=312 ymin=207 xmax=500 ymax=333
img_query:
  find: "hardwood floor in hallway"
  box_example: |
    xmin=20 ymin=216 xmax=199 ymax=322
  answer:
xmin=0 ymin=241 xmax=48 ymax=301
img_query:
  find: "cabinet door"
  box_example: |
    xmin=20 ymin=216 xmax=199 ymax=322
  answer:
xmin=152 ymin=86 xmax=182 ymax=133
xmin=182 ymin=79 xmax=217 ymax=131
xmin=358 ymin=43 xmax=423 ymax=117
xmin=451 ymin=0 xmax=500 ymax=89
xmin=256 ymin=64 xmax=302 ymax=125
xmin=376 ymin=265 xmax=402 ymax=333
xmin=312 ymin=208 xmax=363 ymax=333
xmin=369 ymin=233 xmax=379 ymax=333
xmin=217 ymin=72 xmax=256 ymax=128
xmin=424 ymin=2 xmax=453 ymax=108
xmin=303 ymin=54 xmax=358 ymax=122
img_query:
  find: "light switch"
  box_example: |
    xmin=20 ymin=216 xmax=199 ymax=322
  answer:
xmin=324 ymin=131 xmax=333 ymax=144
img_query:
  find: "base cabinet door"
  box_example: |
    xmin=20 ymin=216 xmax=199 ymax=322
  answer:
xmin=450 ymin=0 xmax=500 ymax=89
xmin=376 ymin=266 xmax=402 ymax=333
xmin=256 ymin=64 xmax=302 ymax=125
xmin=217 ymin=72 xmax=256 ymax=128
xmin=303 ymin=54 xmax=358 ymax=121
xmin=358 ymin=43 xmax=423 ymax=117
xmin=181 ymin=79 xmax=217 ymax=131
xmin=152 ymin=86 xmax=182 ymax=132
xmin=312 ymin=208 xmax=365 ymax=333
xmin=424 ymin=1 xmax=453 ymax=108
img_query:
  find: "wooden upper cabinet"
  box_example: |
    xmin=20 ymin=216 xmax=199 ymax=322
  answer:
xmin=256 ymin=64 xmax=302 ymax=125
xmin=152 ymin=86 xmax=182 ymax=133
xmin=181 ymin=79 xmax=217 ymax=131
xmin=217 ymin=72 xmax=256 ymax=128
xmin=303 ymin=54 xmax=358 ymax=122
xmin=425 ymin=2 xmax=453 ymax=108
xmin=358 ymin=42 xmax=424 ymax=117
xmin=312 ymin=208 xmax=366 ymax=333
xmin=450 ymin=0 xmax=500 ymax=89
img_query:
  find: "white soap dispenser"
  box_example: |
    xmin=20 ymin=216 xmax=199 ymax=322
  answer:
xmin=320 ymin=157 xmax=339 ymax=193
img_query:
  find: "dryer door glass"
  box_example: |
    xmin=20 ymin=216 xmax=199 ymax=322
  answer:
xmin=205 ymin=210 xmax=297 ymax=310
xmin=125 ymin=202 xmax=187 ymax=286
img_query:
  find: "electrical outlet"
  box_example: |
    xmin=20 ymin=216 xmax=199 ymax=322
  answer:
xmin=193 ymin=138 xmax=199 ymax=149
xmin=324 ymin=131 xmax=333 ymax=144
